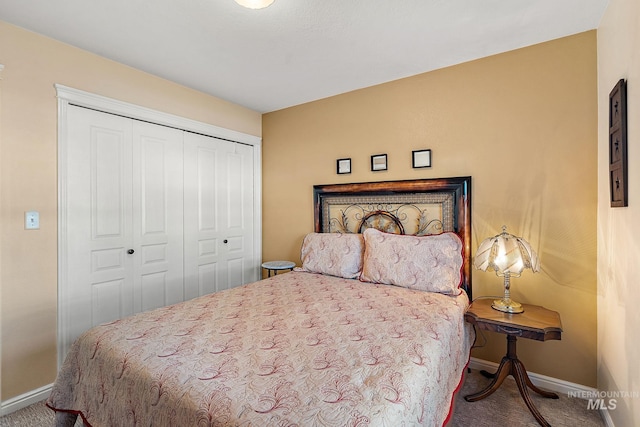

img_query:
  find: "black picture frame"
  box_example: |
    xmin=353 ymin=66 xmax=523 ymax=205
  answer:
xmin=371 ymin=154 xmax=387 ymax=171
xmin=412 ymin=149 xmax=432 ymax=168
xmin=336 ymin=158 xmax=351 ymax=174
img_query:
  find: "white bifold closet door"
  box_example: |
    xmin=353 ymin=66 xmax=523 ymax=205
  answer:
xmin=62 ymin=105 xmax=254 ymax=359
xmin=183 ymin=132 xmax=255 ymax=300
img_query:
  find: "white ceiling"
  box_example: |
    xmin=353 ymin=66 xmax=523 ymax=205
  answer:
xmin=0 ymin=0 xmax=608 ymax=113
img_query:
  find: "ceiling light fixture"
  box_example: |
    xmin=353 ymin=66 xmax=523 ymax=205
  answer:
xmin=235 ymin=0 xmax=275 ymax=9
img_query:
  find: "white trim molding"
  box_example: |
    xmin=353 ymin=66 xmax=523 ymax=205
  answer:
xmin=1 ymin=384 xmax=52 ymax=417
xmin=54 ymin=84 xmax=261 ymax=146
xmin=600 ymin=408 xmax=615 ymax=427
xmin=470 ymin=357 xmax=597 ymax=395
xmin=469 ymin=358 xmax=613 ymax=426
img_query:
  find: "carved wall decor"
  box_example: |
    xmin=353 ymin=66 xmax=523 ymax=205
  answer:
xmin=609 ymin=79 xmax=628 ymax=207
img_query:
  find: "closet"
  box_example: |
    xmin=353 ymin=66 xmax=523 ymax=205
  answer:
xmin=57 ymin=87 xmax=260 ymax=363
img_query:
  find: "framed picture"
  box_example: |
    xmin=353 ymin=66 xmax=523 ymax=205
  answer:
xmin=336 ymin=158 xmax=351 ymax=174
xmin=371 ymin=154 xmax=387 ymax=171
xmin=609 ymin=79 xmax=627 ymax=207
xmin=412 ymin=149 xmax=432 ymax=168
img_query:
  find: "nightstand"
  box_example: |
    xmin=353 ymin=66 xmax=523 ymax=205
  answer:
xmin=261 ymin=260 xmax=295 ymax=277
xmin=464 ymin=298 xmax=563 ymax=427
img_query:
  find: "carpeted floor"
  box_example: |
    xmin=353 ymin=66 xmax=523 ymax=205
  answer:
xmin=450 ymin=369 xmax=605 ymax=426
xmin=1 ymin=369 xmax=605 ymax=426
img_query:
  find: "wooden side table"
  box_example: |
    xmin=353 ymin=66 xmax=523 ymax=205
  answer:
xmin=261 ymin=260 xmax=295 ymax=277
xmin=464 ymin=298 xmax=563 ymax=427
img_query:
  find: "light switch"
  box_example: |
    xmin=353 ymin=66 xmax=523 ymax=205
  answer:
xmin=25 ymin=211 xmax=40 ymax=230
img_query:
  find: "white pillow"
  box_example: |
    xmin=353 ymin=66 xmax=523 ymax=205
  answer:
xmin=360 ymin=228 xmax=463 ymax=294
xmin=298 ymin=233 xmax=364 ymax=279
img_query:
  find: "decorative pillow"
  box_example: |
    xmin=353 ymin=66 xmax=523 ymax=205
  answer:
xmin=360 ymin=228 xmax=463 ymax=294
xmin=298 ymin=233 xmax=364 ymax=279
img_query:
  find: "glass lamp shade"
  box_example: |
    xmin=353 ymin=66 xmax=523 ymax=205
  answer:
xmin=235 ymin=0 xmax=275 ymax=9
xmin=474 ymin=226 xmax=539 ymax=276
xmin=474 ymin=226 xmax=539 ymax=313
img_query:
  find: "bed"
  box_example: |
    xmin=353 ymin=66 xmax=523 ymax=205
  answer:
xmin=47 ymin=177 xmax=474 ymax=427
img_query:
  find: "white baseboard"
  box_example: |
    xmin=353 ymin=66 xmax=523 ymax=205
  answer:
xmin=468 ymin=358 xmax=613 ymax=426
xmin=599 ymin=406 xmax=615 ymax=427
xmin=1 ymin=384 xmax=52 ymax=417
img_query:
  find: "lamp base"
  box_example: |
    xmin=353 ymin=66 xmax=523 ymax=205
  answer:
xmin=492 ymin=299 xmax=524 ymax=314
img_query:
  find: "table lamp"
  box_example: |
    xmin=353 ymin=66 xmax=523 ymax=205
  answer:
xmin=474 ymin=226 xmax=539 ymax=313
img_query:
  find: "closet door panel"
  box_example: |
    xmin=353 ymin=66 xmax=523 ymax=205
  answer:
xmin=198 ymin=264 xmax=218 ymax=296
xmin=63 ymin=108 xmax=186 ymax=359
xmin=227 ymin=257 xmax=244 ymax=287
xmin=223 ymin=143 xmax=255 ymax=287
xmin=184 ymin=140 xmax=220 ymax=299
xmin=132 ymin=121 xmax=184 ymax=312
xmin=92 ymin=279 xmax=126 ymax=326
xmin=64 ymin=106 xmax=134 ymax=356
xmin=183 ymin=133 xmax=255 ymax=299
xmin=197 ymin=149 xmax=218 ymax=231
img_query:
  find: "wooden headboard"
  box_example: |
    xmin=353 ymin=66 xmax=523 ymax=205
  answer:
xmin=313 ymin=177 xmax=472 ymax=299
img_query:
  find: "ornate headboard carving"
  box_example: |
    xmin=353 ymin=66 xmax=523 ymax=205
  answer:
xmin=313 ymin=177 xmax=472 ymax=299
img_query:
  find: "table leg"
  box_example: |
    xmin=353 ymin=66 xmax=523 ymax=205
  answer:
xmin=517 ymin=358 xmax=559 ymax=399
xmin=512 ymin=358 xmax=556 ymax=427
xmin=464 ymin=335 xmax=557 ymax=427
xmin=464 ymin=356 xmax=513 ymax=401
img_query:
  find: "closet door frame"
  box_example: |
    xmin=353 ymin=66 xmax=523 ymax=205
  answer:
xmin=56 ymin=84 xmax=262 ymax=368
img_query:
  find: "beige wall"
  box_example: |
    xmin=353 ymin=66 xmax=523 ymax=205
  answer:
xmin=0 ymin=21 xmax=261 ymax=400
xmin=0 ymin=16 xmax=604 ymax=404
xmin=263 ymin=31 xmax=598 ymax=387
xmin=597 ymin=0 xmax=640 ymax=424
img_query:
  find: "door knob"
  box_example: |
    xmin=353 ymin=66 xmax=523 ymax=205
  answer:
xmin=223 ymin=239 xmax=228 ymax=244
xmin=127 ymin=249 xmax=135 ymax=254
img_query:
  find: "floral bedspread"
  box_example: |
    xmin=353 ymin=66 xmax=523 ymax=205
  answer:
xmin=47 ymin=272 xmax=474 ymax=426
